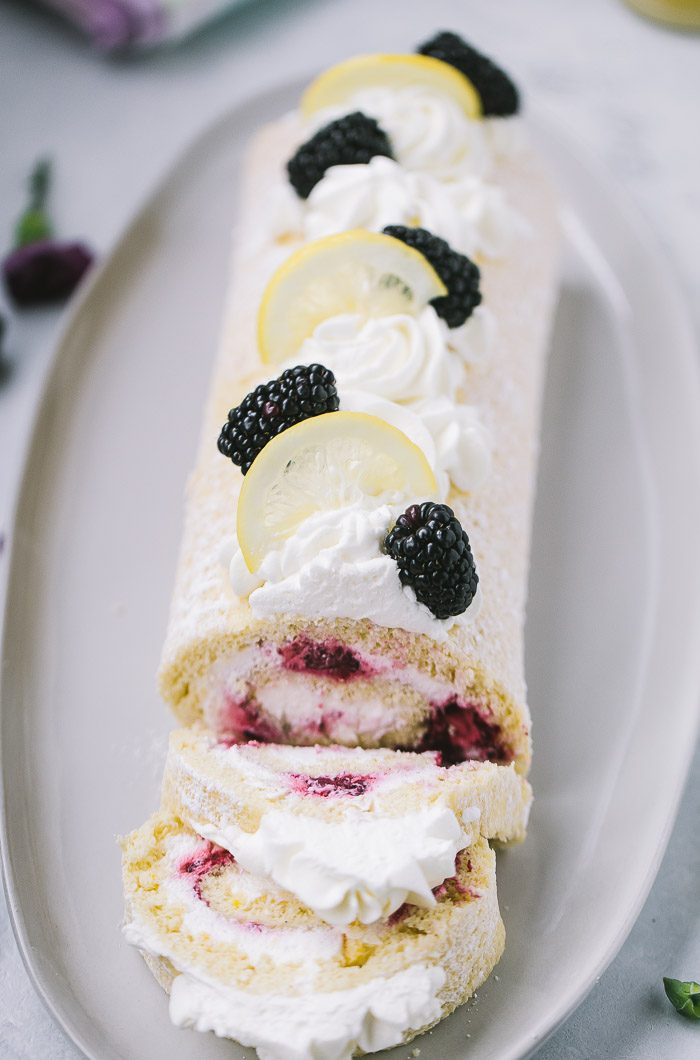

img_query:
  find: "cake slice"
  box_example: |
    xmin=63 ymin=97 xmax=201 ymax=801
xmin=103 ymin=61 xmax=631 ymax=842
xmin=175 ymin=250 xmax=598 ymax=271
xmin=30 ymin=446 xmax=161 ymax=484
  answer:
xmin=157 ymin=45 xmax=559 ymax=777
xmin=161 ymin=726 xmax=531 ymax=924
xmin=121 ymin=811 xmax=504 ymax=1060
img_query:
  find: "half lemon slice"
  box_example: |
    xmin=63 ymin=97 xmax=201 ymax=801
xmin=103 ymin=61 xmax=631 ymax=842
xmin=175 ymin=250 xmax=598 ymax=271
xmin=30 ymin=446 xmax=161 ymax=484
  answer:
xmin=301 ymin=53 xmax=482 ymax=120
xmin=258 ymin=230 xmax=446 ymax=364
xmin=237 ymin=411 xmax=437 ymax=571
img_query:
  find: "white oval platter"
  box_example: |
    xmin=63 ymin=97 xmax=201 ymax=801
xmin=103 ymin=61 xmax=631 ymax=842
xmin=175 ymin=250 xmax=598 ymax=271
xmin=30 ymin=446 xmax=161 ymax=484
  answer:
xmin=2 ymin=79 xmax=700 ymax=1060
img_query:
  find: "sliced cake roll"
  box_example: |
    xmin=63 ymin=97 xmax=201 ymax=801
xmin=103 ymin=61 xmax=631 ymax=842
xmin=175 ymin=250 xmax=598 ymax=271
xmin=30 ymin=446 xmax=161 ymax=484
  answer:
xmin=121 ymin=811 xmax=504 ymax=1060
xmin=158 ymin=37 xmax=559 ymax=775
xmin=161 ymin=726 xmax=531 ymax=924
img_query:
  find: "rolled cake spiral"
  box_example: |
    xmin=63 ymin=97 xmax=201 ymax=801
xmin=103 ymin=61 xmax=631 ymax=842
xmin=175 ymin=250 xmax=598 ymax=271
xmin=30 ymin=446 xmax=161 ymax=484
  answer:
xmin=121 ymin=811 xmax=504 ymax=1060
xmin=161 ymin=727 xmax=532 ymax=924
xmin=157 ymin=96 xmax=559 ymax=774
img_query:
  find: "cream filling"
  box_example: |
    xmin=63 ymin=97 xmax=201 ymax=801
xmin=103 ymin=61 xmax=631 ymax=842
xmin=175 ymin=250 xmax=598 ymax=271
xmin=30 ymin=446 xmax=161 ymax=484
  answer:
xmin=193 ymin=803 xmax=478 ymax=926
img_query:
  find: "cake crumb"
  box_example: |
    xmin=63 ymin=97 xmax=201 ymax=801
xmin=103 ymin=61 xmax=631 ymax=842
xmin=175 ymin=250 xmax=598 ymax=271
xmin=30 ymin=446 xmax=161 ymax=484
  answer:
xmin=411 ymin=1049 xmax=421 ymax=1057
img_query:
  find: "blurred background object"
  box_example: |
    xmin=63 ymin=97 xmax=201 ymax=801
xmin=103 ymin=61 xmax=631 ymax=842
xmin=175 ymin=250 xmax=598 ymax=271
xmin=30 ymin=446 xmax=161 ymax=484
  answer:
xmin=625 ymin=0 xmax=700 ymax=28
xmin=35 ymin=0 xmax=254 ymax=50
xmin=3 ymin=159 xmax=94 ymax=306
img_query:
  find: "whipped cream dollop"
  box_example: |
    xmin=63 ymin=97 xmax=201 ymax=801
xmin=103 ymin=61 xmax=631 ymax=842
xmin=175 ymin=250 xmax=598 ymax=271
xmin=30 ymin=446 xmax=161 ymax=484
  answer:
xmin=338 ymin=390 xmax=489 ymax=499
xmin=229 ymin=502 xmax=481 ymax=640
xmin=300 ymin=156 xmax=523 ymax=260
xmin=194 ymin=803 xmax=477 ymax=926
xmin=296 ymin=307 xmax=493 ymax=495
xmin=310 ymin=87 xmax=526 ymax=181
xmin=312 ymin=85 xmax=494 ymax=183
xmin=169 ymin=963 xmax=445 ymax=1060
xmin=413 ymin=396 xmax=492 ymax=494
xmin=300 ymin=307 xmax=466 ymax=398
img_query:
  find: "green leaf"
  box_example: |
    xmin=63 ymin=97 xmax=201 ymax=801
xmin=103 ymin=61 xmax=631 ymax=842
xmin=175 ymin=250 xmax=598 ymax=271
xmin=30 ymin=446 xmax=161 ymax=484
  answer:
xmin=13 ymin=158 xmax=53 ymax=248
xmin=663 ymin=977 xmax=700 ymax=1020
xmin=15 ymin=208 xmax=52 ymax=248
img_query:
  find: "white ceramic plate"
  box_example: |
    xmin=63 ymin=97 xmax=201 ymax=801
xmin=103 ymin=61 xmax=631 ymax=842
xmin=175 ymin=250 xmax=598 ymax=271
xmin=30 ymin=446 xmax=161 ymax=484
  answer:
xmin=2 ymin=79 xmax=700 ymax=1060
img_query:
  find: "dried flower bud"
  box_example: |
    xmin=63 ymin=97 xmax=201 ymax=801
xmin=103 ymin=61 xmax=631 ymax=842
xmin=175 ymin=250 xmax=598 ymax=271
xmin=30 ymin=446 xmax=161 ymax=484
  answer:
xmin=3 ymin=239 xmax=93 ymax=307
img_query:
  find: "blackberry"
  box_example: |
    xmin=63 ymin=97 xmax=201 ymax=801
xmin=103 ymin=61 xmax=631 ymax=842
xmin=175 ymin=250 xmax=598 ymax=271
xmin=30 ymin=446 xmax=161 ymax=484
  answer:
xmin=385 ymin=502 xmax=478 ymax=619
xmin=383 ymin=225 xmax=481 ymax=329
xmin=217 ymin=364 xmax=339 ymax=473
xmin=287 ymin=112 xmax=394 ymax=199
xmin=418 ymin=31 xmax=519 ymax=118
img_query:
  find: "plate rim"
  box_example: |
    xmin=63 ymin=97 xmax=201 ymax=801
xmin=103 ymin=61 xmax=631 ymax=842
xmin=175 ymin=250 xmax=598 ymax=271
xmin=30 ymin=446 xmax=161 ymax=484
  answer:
xmin=2 ymin=79 xmax=700 ymax=1060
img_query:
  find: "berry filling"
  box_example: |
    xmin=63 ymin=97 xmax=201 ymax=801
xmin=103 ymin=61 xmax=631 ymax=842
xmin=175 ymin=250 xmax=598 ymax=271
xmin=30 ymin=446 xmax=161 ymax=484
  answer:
xmin=219 ymin=694 xmax=283 ymax=745
xmin=212 ymin=661 xmax=512 ymax=767
xmin=287 ymin=772 xmax=375 ymax=798
xmin=432 ymin=851 xmax=474 ymax=901
xmin=279 ymin=637 xmax=371 ymax=681
xmin=387 ymin=904 xmax=412 ymax=927
xmin=389 ymin=853 xmax=475 ymax=924
xmin=178 ymin=840 xmax=234 ymax=901
xmin=419 ymin=699 xmax=512 ymax=766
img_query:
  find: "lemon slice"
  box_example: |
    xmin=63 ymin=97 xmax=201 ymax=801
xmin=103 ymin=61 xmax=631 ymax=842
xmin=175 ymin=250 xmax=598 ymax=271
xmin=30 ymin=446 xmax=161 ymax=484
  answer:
xmin=237 ymin=411 xmax=437 ymax=571
xmin=258 ymin=230 xmax=447 ymax=364
xmin=302 ymin=53 xmax=482 ymax=120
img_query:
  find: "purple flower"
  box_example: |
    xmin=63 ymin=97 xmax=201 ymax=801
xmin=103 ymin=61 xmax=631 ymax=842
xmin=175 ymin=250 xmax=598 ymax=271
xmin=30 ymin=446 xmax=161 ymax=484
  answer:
xmin=3 ymin=240 xmax=93 ymax=307
xmin=40 ymin=0 xmax=166 ymax=51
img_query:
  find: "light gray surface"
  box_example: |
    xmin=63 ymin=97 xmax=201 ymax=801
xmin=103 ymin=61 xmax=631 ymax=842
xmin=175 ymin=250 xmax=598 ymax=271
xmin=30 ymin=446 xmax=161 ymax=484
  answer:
xmin=0 ymin=1 xmax=698 ymax=1058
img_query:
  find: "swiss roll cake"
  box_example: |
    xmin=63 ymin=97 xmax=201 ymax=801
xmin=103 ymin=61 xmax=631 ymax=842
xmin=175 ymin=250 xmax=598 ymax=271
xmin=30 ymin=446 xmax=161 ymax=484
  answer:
xmin=157 ymin=37 xmax=559 ymax=777
xmin=125 ymin=33 xmax=558 ymax=1057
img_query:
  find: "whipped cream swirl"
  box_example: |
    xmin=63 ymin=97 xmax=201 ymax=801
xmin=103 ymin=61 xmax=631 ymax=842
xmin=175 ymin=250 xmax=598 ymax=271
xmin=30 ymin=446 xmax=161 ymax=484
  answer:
xmin=313 ymin=85 xmax=493 ymax=183
xmin=300 ymin=307 xmax=462 ymax=399
xmin=194 ymin=804 xmax=477 ymax=926
xmin=301 ymin=156 xmax=523 ymax=260
xmin=297 ymin=307 xmax=493 ymax=496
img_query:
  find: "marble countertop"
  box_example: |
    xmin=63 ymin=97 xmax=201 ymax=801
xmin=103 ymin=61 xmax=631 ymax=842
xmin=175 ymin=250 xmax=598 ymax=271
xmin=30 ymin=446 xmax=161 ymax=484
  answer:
xmin=1 ymin=0 xmax=699 ymax=1057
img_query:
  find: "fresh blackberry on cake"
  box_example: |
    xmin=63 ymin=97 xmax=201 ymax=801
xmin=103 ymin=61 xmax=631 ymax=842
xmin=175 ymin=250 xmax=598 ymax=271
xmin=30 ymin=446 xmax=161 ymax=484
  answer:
xmin=287 ymin=111 xmax=394 ymax=199
xmin=218 ymin=364 xmax=339 ymax=473
xmin=383 ymin=225 xmax=481 ymax=328
xmin=418 ymin=31 xmax=519 ymax=117
xmin=385 ymin=502 xmax=478 ymax=619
